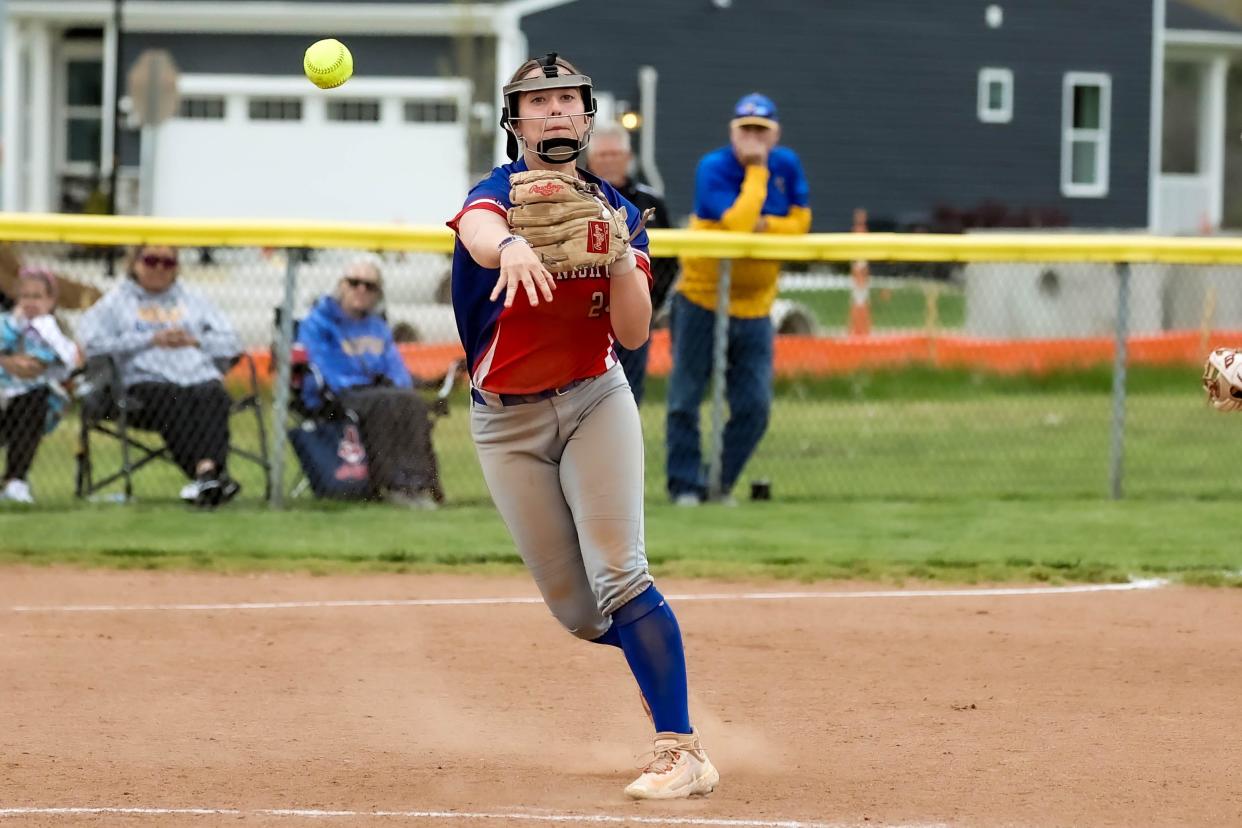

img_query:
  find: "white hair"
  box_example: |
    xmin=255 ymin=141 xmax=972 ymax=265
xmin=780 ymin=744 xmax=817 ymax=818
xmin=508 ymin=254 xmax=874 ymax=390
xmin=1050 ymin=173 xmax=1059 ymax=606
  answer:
xmin=334 ymin=252 xmax=385 ymax=303
xmin=346 ymin=252 xmax=385 ymax=280
xmin=588 ymin=121 xmax=631 ymax=154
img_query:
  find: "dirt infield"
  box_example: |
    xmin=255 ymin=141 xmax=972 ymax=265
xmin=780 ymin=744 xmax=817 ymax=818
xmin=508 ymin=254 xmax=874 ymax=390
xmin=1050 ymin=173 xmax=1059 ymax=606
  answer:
xmin=1 ymin=568 xmax=1239 ymax=827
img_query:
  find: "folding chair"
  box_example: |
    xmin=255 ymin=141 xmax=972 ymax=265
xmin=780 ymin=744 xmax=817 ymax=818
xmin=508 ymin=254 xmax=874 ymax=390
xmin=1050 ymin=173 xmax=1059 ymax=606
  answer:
xmin=73 ymin=353 xmax=272 ymax=501
xmin=275 ymin=310 xmax=462 ymax=500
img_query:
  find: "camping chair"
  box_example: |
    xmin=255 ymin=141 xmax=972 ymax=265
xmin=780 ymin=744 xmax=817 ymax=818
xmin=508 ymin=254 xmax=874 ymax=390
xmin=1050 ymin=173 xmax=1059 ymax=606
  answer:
xmin=275 ymin=310 xmax=462 ymax=500
xmin=73 ymin=353 xmax=271 ymax=501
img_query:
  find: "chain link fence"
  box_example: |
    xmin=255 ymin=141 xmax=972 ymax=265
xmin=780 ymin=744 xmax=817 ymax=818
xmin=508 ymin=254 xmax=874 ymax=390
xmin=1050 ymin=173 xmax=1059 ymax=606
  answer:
xmin=1 ymin=229 xmax=1239 ymax=508
xmin=729 ymin=259 xmax=1239 ymax=503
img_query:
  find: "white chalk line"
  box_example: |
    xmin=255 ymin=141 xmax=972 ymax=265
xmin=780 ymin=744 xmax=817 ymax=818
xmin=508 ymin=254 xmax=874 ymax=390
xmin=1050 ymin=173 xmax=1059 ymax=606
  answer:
xmin=4 ymin=579 xmax=1167 ymax=614
xmin=0 ymin=806 xmax=946 ymax=827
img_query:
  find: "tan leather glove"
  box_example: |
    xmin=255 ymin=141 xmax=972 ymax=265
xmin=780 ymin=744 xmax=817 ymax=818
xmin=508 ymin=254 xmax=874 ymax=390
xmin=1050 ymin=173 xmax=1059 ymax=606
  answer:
xmin=507 ymin=170 xmax=632 ymax=274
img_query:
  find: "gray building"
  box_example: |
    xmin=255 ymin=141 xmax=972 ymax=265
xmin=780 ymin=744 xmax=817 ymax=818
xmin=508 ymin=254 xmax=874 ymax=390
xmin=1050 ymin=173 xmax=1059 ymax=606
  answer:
xmin=2 ymin=0 xmax=1240 ymax=233
xmin=528 ymin=1 xmax=1157 ymax=232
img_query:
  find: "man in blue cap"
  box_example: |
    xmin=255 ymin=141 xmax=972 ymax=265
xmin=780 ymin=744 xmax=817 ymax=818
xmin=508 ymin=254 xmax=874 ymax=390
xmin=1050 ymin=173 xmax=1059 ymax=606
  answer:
xmin=667 ymin=93 xmax=811 ymax=506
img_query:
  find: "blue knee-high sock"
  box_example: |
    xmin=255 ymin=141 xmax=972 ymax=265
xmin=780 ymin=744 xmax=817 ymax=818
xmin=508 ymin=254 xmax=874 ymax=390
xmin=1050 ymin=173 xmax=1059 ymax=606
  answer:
xmin=612 ymin=584 xmax=692 ymax=734
xmin=590 ymin=625 xmax=623 ymax=648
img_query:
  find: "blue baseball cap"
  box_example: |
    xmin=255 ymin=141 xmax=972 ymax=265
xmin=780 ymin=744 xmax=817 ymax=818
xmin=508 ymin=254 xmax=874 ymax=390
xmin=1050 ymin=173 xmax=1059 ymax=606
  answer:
xmin=731 ymin=93 xmax=779 ymax=129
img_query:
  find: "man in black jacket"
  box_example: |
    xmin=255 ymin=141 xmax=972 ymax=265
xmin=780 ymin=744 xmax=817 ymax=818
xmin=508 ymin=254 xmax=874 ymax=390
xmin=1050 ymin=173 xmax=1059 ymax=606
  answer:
xmin=586 ymin=122 xmax=676 ymax=405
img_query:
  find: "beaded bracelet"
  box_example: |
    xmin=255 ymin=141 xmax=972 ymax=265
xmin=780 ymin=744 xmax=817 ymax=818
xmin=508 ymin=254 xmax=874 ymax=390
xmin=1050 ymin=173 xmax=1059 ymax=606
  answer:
xmin=496 ymin=235 xmax=530 ymax=255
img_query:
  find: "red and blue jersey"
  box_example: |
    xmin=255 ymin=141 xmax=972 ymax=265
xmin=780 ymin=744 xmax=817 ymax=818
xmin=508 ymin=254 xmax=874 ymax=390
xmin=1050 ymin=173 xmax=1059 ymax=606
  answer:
xmin=447 ymin=158 xmax=653 ymax=395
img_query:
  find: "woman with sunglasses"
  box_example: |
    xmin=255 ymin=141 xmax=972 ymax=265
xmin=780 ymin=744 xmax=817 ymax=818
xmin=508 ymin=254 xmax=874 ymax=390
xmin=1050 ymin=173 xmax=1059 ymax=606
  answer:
xmin=297 ymin=254 xmax=442 ymax=507
xmin=79 ymin=244 xmax=243 ymax=507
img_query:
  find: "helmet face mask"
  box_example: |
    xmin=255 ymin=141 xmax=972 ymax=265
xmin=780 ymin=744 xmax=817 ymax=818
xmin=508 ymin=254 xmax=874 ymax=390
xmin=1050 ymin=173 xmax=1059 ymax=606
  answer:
xmin=501 ymin=53 xmax=597 ymax=164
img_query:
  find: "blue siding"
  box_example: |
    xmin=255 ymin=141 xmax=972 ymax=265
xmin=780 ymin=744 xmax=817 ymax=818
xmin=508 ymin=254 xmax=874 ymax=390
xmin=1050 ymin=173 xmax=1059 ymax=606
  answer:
xmin=523 ymin=0 xmax=1153 ymax=230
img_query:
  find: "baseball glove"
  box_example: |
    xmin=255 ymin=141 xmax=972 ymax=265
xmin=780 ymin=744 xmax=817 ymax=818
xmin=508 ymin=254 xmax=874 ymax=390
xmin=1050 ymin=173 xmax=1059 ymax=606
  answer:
xmin=508 ymin=170 xmax=635 ymax=273
xmin=1202 ymin=347 xmax=1242 ymax=412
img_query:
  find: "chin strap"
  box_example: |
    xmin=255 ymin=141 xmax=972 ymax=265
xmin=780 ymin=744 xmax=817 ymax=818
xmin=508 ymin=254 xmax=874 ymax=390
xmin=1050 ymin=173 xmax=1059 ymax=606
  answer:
xmin=532 ymin=137 xmax=585 ymax=164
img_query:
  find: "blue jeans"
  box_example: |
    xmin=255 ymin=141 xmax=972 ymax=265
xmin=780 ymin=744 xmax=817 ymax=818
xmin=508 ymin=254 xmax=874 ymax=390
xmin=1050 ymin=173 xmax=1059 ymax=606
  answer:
xmin=665 ymin=293 xmax=773 ymax=499
xmin=613 ymin=339 xmax=650 ymax=405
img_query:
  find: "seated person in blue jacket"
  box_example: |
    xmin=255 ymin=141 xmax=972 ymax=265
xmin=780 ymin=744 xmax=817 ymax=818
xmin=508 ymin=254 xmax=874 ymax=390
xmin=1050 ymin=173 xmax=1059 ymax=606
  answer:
xmin=299 ymin=255 xmax=442 ymax=507
xmin=0 ymin=267 xmax=81 ymax=504
xmin=79 ymin=244 xmax=243 ymax=508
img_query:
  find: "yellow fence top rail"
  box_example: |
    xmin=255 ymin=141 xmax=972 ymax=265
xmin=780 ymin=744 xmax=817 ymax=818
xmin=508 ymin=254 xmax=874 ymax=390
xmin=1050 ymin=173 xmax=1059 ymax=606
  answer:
xmin=4 ymin=212 xmax=1242 ymax=264
xmin=0 ymin=213 xmax=457 ymax=253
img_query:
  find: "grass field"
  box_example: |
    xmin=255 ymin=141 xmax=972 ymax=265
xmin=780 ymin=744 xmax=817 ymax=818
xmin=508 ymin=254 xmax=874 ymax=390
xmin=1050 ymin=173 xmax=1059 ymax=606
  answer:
xmin=779 ymin=280 xmax=966 ymax=331
xmin=0 ymin=499 xmax=1239 ymax=587
xmin=2 ymin=363 xmax=1240 ymax=587
xmin=20 ymin=364 xmax=1240 ymax=504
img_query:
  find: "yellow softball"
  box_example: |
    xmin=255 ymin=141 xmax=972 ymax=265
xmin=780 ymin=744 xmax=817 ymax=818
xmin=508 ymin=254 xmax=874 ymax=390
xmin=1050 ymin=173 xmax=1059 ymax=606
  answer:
xmin=303 ymin=38 xmax=353 ymax=90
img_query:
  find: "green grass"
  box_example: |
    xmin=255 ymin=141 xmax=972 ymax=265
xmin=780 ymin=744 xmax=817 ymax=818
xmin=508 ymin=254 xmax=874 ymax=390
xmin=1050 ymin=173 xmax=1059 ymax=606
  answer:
xmin=780 ymin=282 xmax=966 ymax=331
xmin=22 ymin=364 xmax=1232 ymax=505
xmin=4 ymin=363 xmax=1240 ymax=585
xmin=0 ymin=500 xmax=1238 ymax=586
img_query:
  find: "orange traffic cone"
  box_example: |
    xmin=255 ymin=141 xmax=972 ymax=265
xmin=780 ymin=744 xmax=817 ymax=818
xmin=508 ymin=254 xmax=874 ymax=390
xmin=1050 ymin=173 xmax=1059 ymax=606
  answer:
xmin=849 ymin=208 xmax=871 ymax=337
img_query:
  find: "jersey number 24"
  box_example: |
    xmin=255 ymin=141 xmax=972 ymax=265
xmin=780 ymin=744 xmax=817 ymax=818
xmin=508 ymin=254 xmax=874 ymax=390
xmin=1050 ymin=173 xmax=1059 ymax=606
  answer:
xmin=588 ymin=291 xmax=609 ymax=318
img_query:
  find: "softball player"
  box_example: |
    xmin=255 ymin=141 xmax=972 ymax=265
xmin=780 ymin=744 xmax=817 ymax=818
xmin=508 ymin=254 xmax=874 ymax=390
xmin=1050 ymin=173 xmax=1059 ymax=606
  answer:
xmin=446 ymin=53 xmax=718 ymax=800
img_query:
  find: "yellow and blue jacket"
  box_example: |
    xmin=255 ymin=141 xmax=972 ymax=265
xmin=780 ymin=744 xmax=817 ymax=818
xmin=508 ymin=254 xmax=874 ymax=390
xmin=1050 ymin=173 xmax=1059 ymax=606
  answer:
xmin=678 ymin=145 xmax=812 ymax=318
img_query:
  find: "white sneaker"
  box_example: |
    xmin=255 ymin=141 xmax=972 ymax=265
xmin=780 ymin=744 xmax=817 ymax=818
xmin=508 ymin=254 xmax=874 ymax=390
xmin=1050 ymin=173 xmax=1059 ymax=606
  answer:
xmin=624 ymin=730 xmax=719 ymax=800
xmin=180 ymin=475 xmax=240 ymax=508
xmin=1 ymin=479 xmax=34 ymax=504
xmin=672 ymin=493 xmax=701 ymax=507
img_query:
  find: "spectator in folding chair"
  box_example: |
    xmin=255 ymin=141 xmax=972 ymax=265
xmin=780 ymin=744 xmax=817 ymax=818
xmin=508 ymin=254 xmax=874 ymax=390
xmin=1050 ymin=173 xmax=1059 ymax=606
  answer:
xmin=0 ymin=268 xmax=81 ymax=504
xmin=78 ymin=244 xmax=243 ymax=508
xmin=298 ymin=254 xmax=443 ymax=508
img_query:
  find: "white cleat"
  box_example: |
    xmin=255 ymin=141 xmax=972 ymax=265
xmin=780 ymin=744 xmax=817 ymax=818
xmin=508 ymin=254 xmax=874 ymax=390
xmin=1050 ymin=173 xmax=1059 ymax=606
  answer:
xmin=624 ymin=730 xmax=719 ymax=800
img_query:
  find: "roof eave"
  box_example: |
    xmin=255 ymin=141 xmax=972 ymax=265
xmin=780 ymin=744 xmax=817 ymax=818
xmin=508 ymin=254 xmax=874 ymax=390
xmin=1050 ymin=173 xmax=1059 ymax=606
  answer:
xmin=4 ymin=1 xmax=534 ymax=35
xmin=1165 ymin=27 xmax=1242 ymax=51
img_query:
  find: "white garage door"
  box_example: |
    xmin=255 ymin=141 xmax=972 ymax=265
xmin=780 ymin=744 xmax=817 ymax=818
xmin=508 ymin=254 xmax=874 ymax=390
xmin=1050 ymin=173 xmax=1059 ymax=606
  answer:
xmin=153 ymin=75 xmax=471 ymax=225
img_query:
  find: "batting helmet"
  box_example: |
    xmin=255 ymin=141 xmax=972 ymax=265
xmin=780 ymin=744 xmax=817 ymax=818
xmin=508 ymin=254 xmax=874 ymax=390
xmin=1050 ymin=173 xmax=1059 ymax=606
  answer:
xmin=500 ymin=52 xmax=598 ymax=164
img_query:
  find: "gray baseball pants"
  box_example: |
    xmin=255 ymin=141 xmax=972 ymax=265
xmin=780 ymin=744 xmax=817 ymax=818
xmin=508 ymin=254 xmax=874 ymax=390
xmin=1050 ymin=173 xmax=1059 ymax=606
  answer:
xmin=470 ymin=363 xmax=652 ymax=640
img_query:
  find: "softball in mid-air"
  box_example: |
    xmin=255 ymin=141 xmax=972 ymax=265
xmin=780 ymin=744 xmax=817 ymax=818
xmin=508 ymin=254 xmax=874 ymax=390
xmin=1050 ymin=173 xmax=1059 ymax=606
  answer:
xmin=303 ymin=38 xmax=353 ymax=89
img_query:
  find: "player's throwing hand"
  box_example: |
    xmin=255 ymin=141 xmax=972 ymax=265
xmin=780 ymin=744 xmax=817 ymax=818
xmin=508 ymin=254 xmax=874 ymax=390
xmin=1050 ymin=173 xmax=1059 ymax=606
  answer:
xmin=491 ymin=236 xmax=556 ymax=308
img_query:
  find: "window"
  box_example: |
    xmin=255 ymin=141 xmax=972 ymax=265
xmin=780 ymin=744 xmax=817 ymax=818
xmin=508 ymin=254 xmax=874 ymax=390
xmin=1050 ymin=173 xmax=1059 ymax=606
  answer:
xmin=404 ymin=100 xmax=459 ymax=123
xmin=65 ymin=58 xmax=103 ymax=164
xmin=179 ymin=97 xmax=226 ymax=120
xmin=248 ymin=98 xmax=303 ymax=121
xmin=327 ymin=99 xmax=381 ymax=122
xmin=977 ymin=67 xmax=1013 ymax=124
xmin=1061 ymin=72 xmax=1111 ymax=197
